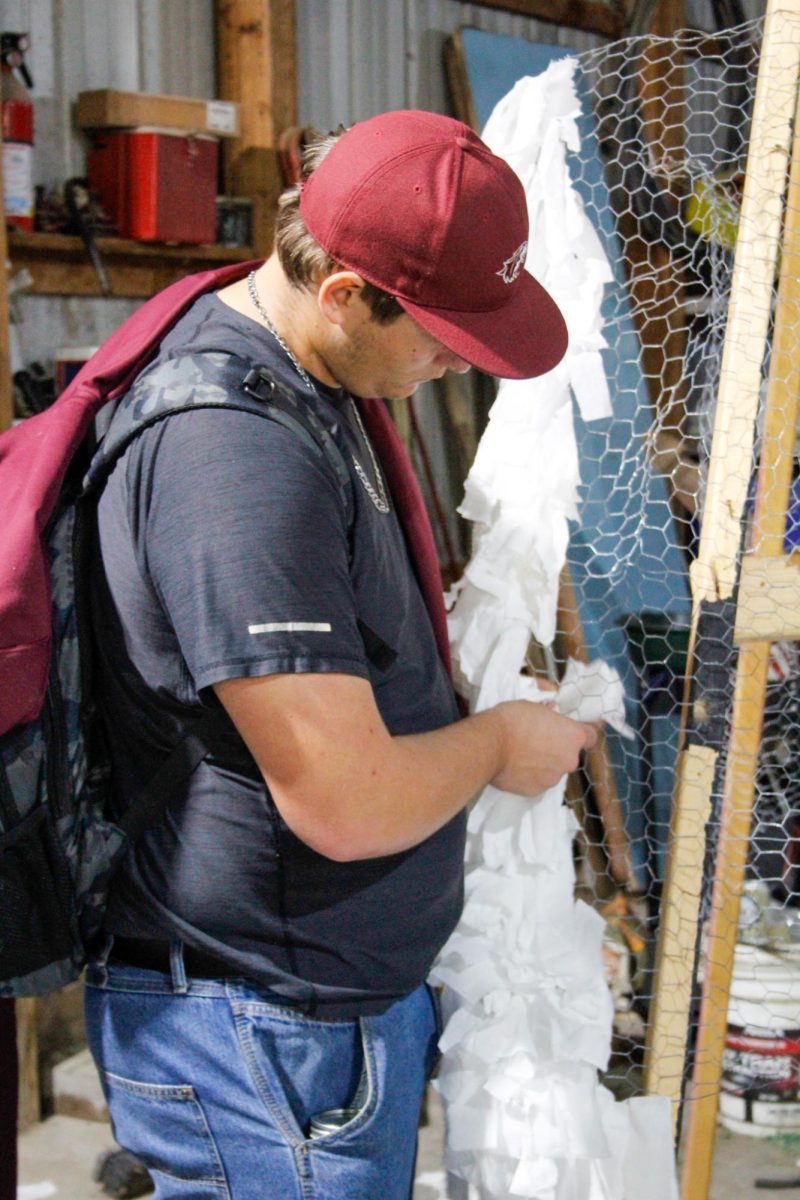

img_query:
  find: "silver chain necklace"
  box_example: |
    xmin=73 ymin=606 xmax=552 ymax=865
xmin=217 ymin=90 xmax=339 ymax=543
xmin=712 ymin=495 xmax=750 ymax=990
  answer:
xmin=247 ymin=271 xmax=390 ymax=515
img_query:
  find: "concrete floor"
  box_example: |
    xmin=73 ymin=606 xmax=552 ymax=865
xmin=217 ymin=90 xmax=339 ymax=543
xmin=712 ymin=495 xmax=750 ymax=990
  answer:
xmin=709 ymin=1123 xmax=800 ymax=1195
xmin=17 ymin=1089 xmax=800 ymax=1199
xmin=17 ymin=1088 xmax=448 ymax=1200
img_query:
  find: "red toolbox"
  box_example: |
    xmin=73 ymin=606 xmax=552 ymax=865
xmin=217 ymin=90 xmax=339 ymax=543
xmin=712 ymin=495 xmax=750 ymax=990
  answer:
xmin=88 ymin=128 xmax=218 ymax=244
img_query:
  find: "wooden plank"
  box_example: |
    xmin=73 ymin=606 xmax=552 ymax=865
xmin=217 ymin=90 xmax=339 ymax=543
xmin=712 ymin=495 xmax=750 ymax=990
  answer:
xmin=8 ymin=231 xmax=256 ymax=261
xmin=644 ymin=743 xmax=715 ymax=1109
xmin=7 ymin=232 xmax=253 ymax=298
xmin=441 ymin=373 xmax=478 ymax=480
xmin=679 ymin=30 xmax=800 ymax=1191
xmin=0 ymin=999 xmax=17 ymax=1198
xmin=0 ymin=143 xmax=12 ymax=432
xmin=464 ymin=0 xmax=623 ymax=37
xmin=557 ymin=564 xmax=634 ymax=891
xmin=643 ymin=4 xmax=800 ymax=1149
xmin=15 ymin=999 xmax=39 ymax=1131
xmin=623 ymin=0 xmax=689 ymax=441
xmin=690 ymin=3 xmax=800 ymax=606
xmin=680 ymin=646 xmax=769 ymax=1199
xmin=215 ymin=0 xmax=297 ymax=257
xmin=734 ymin=555 xmax=800 ymax=642
xmin=385 ymin=397 xmax=411 ymax=453
xmin=566 ymin=770 xmax=612 ymax=888
xmin=444 ymin=33 xmax=479 ymax=133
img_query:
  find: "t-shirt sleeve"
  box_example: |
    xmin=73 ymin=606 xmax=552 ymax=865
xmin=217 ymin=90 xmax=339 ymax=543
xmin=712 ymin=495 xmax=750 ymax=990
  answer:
xmin=127 ymin=407 xmax=369 ymax=692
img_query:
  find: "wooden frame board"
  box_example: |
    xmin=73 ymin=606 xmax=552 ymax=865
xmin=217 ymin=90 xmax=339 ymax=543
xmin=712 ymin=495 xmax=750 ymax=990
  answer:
xmin=642 ymin=10 xmax=800 ymax=1198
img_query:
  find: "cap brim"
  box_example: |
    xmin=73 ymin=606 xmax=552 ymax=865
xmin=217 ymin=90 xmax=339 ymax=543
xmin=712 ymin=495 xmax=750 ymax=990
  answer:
xmin=398 ymin=271 xmax=569 ymax=380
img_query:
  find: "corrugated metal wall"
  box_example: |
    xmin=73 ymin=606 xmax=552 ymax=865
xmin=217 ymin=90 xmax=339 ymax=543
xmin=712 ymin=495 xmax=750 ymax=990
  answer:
xmin=1 ymin=0 xmax=215 ymax=372
xmin=2 ymin=0 xmax=607 ymax=240
xmin=0 ymin=0 xmax=215 ymax=191
xmin=296 ymin=0 xmax=602 ymax=129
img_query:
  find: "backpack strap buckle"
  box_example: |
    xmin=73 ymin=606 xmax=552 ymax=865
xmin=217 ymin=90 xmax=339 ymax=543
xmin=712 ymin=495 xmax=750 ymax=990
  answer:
xmin=242 ymin=367 xmax=276 ymax=402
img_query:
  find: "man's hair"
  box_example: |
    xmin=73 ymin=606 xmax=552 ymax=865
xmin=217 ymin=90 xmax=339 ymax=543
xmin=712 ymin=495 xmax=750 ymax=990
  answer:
xmin=275 ymin=129 xmax=404 ymax=325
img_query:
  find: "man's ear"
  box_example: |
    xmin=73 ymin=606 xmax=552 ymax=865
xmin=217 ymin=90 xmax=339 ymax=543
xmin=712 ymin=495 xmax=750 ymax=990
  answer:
xmin=317 ymin=270 xmax=369 ymax=328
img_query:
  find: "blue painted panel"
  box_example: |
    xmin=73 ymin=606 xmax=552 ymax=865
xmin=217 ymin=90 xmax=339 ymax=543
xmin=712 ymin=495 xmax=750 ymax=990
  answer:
xmin=460 ymin=28 xmax=693 ymax=883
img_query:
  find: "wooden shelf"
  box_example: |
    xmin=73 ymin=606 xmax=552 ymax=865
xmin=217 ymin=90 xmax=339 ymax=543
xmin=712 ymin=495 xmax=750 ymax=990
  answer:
xmin=469 ymin=0 xmax=623 ymax=36
xmin=8 ymin=231 xmax=258 ymax=298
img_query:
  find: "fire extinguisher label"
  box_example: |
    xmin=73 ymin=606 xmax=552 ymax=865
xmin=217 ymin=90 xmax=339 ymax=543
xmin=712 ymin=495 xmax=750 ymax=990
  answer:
xmin=3 ymin=142 xmax=33 ymax=216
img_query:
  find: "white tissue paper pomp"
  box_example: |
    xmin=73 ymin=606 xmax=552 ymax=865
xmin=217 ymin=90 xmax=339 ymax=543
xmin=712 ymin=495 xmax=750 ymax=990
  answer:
xmin=430 ymin=59 xmax=678 ymax=1200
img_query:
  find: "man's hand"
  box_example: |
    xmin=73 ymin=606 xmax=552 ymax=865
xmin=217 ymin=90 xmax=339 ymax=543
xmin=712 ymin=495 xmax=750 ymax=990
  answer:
xmin=490 ymin=700 xmax=598 ymax=797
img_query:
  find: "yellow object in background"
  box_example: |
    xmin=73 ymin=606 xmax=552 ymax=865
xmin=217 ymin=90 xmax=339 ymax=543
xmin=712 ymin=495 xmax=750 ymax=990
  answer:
xmin=684 ymin=172 xmax=743 ymax=251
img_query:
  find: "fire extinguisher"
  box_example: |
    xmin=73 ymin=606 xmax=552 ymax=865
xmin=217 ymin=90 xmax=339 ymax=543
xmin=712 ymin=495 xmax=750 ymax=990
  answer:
xmin=1 ymin=33 xmax=34 ymax=233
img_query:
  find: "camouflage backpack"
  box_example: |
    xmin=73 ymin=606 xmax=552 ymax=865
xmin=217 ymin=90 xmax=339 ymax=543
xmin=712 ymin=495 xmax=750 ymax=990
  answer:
xmin=0 ymin=267 xmax=354 ymax=997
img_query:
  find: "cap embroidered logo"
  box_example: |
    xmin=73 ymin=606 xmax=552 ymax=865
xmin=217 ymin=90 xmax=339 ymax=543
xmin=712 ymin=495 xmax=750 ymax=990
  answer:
xmin=497 ymin=240 xmax=528 ymax=285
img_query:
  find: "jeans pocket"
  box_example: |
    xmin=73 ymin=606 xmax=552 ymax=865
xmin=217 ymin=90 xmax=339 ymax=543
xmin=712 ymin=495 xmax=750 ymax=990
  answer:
xmin=101 ymin=1070 xmax=231 ymax=1196
xmin=305 ymin=1031 xmax=375 ymax=1144
xmin=233 ymin=1002 xmax=373 ymax=1143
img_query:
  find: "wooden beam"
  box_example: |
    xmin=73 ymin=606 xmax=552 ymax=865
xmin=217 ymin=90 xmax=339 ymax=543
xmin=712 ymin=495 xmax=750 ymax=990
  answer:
xmin=15 ymin=998 xmax=38 ymax=1131
xmin=8 ymin=232 xmax=252 ymax=298
xmin=444 ymin=33 xmax=479 ymax=133
xmin=627 ymin=0 xmax=688 ymax=437
xmin=0 ymin=149 xmax=13 ymax=432
xmin=215 ymin=0 xmax=297 ymax=258
xmin=557 ymin=564 xmax=634 ymax=891
xmin=689 ymin=5 xmax=800 ymax=606
xmin=679 ymin=647 xmax=769 ymax=1200
xmin=644 ymin=742 xmax=715 ymax=1109
xmin=734 ymin=555 xmax=800 ymax=642
xmin=463 ymin=0 xmax=624 ymax=38
xmin=679 ymin=19 xmax=800 ymax=1187
xmin=643 ymin=0 xmax=800 ymax=1156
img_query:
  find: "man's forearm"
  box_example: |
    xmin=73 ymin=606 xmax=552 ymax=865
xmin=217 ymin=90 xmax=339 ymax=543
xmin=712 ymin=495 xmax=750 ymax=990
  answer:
xmin=216 ymin=672 xmax=596 ymax=862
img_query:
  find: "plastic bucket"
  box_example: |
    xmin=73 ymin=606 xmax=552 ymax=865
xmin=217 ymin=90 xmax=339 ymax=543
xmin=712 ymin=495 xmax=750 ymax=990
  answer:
xmin=719 ymin=942 xmax=800 ymax=1137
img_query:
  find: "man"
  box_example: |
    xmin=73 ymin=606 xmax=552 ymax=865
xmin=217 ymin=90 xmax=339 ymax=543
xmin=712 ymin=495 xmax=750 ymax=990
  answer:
xmin=84 ymin=109 xmax=597 ymax=1199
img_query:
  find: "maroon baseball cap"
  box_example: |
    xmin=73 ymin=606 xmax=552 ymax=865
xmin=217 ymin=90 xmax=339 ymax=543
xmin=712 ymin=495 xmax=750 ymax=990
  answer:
xmin=299 ymin=109 xmax=568 ymax=380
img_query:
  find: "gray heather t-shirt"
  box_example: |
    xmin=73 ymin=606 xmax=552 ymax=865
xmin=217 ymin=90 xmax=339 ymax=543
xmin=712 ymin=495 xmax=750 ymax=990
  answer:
xmin=91 ymin=293 xmax=465 ymax=1016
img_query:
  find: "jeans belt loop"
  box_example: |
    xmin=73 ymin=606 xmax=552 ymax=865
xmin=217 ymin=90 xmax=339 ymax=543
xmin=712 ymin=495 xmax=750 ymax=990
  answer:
xmin=169 ymin=940 xmax=189 ymax=994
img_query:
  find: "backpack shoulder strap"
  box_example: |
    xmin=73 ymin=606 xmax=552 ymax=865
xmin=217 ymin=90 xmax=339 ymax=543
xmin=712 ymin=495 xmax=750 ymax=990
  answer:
xmin=88 ymin=351 xmax=358 ymax=849
xmin=117 ymin=708 xmax=220 ymax=843
xmin=85 ymin=350 xmax=355 ymax=531
xmin=235 ymin=363 xmax=355 ymax=534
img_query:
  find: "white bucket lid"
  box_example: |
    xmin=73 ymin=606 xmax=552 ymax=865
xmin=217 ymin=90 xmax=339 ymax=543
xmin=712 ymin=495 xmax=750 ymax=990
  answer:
xmin=719 ymin=1091 xmax=800 ymax=1137
xmin=728 ymin=992 xmax=800 ymax=1031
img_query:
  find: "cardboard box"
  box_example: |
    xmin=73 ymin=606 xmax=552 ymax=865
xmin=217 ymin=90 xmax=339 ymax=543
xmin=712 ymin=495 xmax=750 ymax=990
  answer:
xmin=77 ymin=89 xmax=239 ymax=138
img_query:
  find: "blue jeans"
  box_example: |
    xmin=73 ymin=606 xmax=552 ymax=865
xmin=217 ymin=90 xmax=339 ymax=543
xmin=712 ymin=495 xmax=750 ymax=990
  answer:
xmin=84 ymin=949 xmax=440 ymax=1199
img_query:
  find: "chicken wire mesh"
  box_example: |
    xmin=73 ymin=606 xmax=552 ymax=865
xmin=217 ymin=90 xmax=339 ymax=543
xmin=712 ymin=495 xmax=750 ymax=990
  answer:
xmin=535 ymin=5 xmax=800 ymax=1157
xmin=431 ymin=0 xmax=800 ymax=1166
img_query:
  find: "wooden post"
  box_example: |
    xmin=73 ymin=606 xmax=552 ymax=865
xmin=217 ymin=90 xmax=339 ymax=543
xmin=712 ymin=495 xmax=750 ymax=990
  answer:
xmin=14 ymin=999 xmax=38 ymax=1130
xmin=0 ymin=147 xmax=13 ymax=432
xmin=633 ymin=0 xmax=688 ymax=438
xmin=643 ymin=0 xmax=800 ymax=1159
xmin=466 ymin=0 xmax=623 ymax=37
xmin=678 ymin=40 xmax=800 ymax=1196
xmin=557 ymin=564 xmax=634 ymax=892
xmin=215 ymin=0 xmax=297 ymax=257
